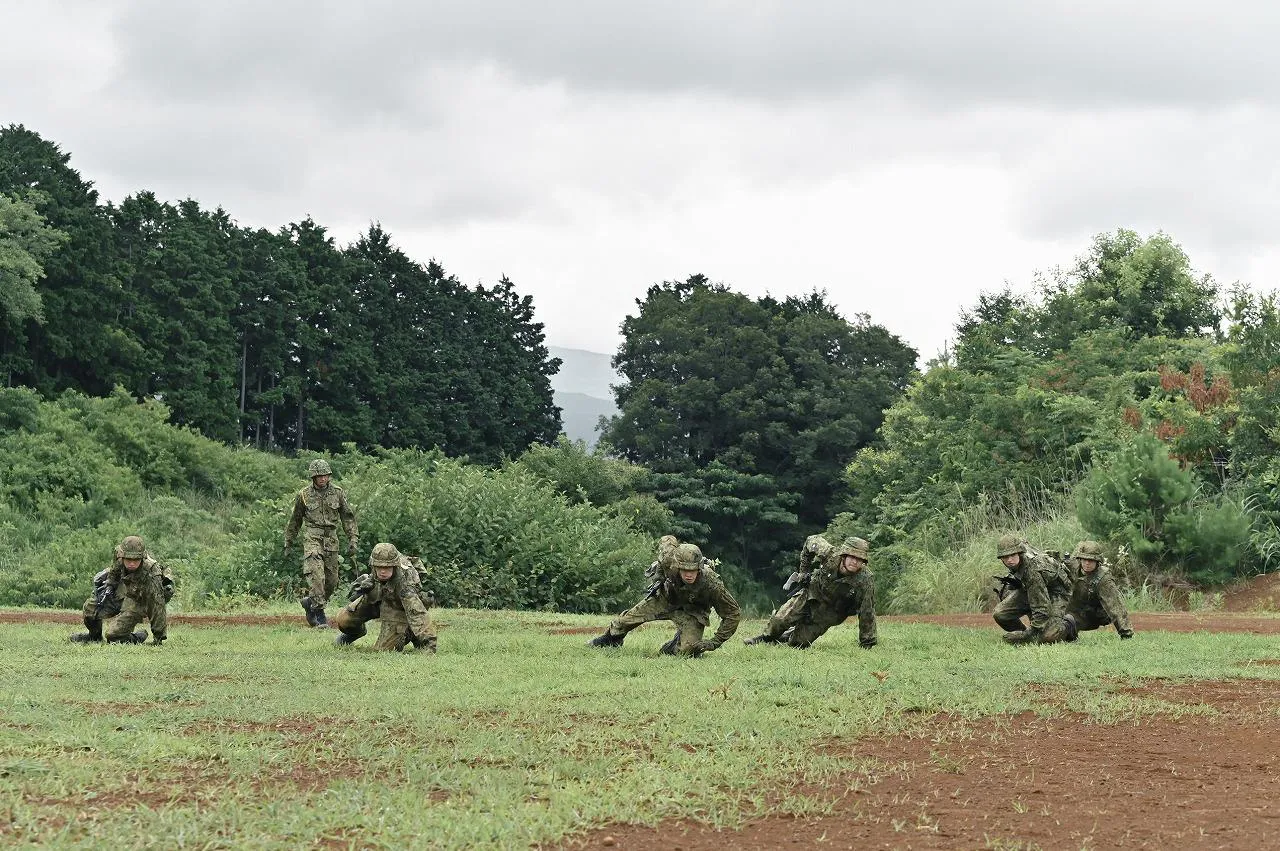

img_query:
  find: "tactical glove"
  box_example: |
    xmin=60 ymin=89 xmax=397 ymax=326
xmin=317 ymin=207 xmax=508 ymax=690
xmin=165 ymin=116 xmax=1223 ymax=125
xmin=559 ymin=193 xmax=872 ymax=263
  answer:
xmin=1119 ymin=630 xmax=1134 ymax=639
xmin=695 ymin=640 xmax=721 ymax=653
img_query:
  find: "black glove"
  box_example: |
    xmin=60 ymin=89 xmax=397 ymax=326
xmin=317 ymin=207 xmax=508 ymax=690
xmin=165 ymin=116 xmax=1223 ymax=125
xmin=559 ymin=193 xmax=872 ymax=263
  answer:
xmin=695 ymin=639 xmax=721 ymax=653
xmin=1119 ymin=630 xmax=1134 ymax=639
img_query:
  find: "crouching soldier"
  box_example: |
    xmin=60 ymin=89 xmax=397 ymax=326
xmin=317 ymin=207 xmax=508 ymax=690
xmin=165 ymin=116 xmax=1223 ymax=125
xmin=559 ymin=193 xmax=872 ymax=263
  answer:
xmin=588 ymin=541 xmax=741 ymax=656
xmin=1066 ymin=540 xmax=1134 ymax=639
xmin=992 ymin=534 xmax=1073 ymax=645
xmin=332 ymin=543 xmax=437 ymax=652
xmin=70 ymin=536 xmax=173 ymax=645
xmin=744 ymin=535 xmax=877 ymax=649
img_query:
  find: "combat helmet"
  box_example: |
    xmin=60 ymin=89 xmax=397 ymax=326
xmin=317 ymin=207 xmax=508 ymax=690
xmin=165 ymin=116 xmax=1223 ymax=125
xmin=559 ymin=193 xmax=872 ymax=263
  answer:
xmin=119 ymin=536 xmax=146 ymax=559
xmin=838 ymin=537 xmax=870 ymax=561
xmin=1072 ymin=540 xmax=1104 ymax=561
xmin=674 ymin=543 xmax=703 ymax=569
xmin=369 ymin=542 xmax=402 ymax=569
xmin=996 ymin=534 xmax=1026 ymax=559
xmin=307 ymin=459 xmax=333 ymax=478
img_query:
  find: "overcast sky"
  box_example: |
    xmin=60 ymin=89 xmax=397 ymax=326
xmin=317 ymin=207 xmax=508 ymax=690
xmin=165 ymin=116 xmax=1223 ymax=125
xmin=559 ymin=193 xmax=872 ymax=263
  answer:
xmin=4 ymin=1 xmax=1279 ymax=361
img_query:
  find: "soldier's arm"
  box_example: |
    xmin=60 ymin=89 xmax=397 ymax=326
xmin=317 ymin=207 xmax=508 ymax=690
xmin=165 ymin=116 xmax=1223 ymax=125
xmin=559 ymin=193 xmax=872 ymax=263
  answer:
xmin=1098 ymin=573 xmax=1134 ymax=637
xmin=856 ymin=577 xmax=878 ymax=648
xmin=706 ymin=580 xmax=742 ymax=647
xmin=339 ymin=489 xmax=358 ymax=543
xmin=398 ymin=571 xmax=433 ymax=638
xmin=283 ymin=491 xmax=306 ymax=545
xmin=1025 ymin=563 xmax=1051 ymax=630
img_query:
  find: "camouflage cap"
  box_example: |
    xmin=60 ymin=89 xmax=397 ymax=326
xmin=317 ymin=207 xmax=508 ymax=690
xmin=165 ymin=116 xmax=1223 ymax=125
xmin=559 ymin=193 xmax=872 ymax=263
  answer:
xmin=119 ymin=536 xmax=146 ymax=559
xmin=307 ymin=459 xmax=333 ymax=478
xmin=674 ymin=543 xmax=703 ymax=567
xmin=996 ymin=534 xmax=1026 ymax=559
xmin=1072 ymin=540 xmax=1104 ymax=560
xmin=838 ymin=537 xmax=870 ymax=561
xmin=369 ymin=542 xmax=401 ymax=568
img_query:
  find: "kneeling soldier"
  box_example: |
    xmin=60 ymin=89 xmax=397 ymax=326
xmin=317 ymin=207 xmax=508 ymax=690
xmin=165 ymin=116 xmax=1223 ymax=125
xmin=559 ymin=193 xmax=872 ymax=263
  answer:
xmin=332 ymin=543 xmax=437 ymax=652
xmin=991 ymin=534 xmax=1073 ymax=645
xmin=588 ymin=541 xmax=741 ymax=656
xmin=70 ymin=535 xmax=174 ymax=645
xmin=744 ymin=535 xmax=877 ymax=649
xmin=1066 ymin=540 xmax=1134 ymax=639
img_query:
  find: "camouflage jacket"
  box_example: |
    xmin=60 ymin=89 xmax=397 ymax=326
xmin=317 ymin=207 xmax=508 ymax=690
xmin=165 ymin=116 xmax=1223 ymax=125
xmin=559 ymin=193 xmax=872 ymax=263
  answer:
xmin=284 ymin=483 xmax=358 ymax=547
xmin=662 ymin=566 xmax=742 ymax=647
xmin=1009 ymin=549 xmax=1072 ymax=630
xmin=368 ymin=558 xmax=433 ymax=637
xmin=794 ymin=536 xmax=877 ymax=647
xmin=101 ymin=554 xmax=174 ymax=605
xmin=1068 ymin=564 xmax=1133 ymax=636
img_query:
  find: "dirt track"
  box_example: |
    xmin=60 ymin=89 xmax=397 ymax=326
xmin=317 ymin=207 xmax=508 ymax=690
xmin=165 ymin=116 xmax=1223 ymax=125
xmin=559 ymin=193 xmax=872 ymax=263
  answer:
xmin=563 ymin=678 xmax=1280 ymax=850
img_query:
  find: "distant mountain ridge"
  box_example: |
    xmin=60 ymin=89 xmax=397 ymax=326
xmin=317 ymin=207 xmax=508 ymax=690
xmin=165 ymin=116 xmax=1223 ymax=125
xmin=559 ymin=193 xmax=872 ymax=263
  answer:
xmin=548 ymin=346 xmax=620 ymax=447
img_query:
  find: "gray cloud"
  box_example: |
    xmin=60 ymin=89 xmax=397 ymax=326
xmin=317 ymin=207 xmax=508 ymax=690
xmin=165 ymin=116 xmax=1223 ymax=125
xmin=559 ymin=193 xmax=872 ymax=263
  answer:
xmin=107 ymin=1 xmax=1280 ymax=109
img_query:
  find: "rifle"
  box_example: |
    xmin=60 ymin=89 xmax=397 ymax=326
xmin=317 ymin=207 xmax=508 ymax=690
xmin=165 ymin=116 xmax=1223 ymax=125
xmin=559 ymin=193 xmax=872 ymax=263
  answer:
xmin=992 ymin=573 xmax=1022 ymax=602
xmin=782 ymin=570 xmax=810 ymax=593
xmin=92 ymin=569 xmax=122 ymax=618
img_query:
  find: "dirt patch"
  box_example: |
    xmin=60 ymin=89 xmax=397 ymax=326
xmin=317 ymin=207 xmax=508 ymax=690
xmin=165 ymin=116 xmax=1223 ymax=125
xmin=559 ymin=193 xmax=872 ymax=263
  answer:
xmin=889 ymin=611 xmax=1280 ymax=634
xmin=561 ymin=679 xmax=1280 ymax=850
xmin=0 ymin=610 xmax=301 ymax=628
xmin=549 ymin=626 xmax=607 ymax=636
xmin=1222 ymin=572 xmax=1280 ymax=612
xmin=182 ymin=715 xmax=342 ymax=737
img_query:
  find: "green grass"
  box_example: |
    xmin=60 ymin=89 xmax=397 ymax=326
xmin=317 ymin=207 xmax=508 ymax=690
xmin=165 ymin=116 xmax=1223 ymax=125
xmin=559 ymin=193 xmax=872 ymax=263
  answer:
xmin=2 ymin=608 xmax=1278 ymax=849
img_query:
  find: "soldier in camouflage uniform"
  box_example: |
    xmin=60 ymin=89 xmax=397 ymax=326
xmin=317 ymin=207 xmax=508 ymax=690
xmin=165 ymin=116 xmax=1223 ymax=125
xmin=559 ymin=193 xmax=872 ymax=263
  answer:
xmin=1065 ymin=540 xmax=1134 ymax=639
xmin=991 ymin=534 xmax=1074 ymax=645
xmin=588 ymin=541 xmax=741 ymax=656
xmin=332 ymin=543 xmax=437 ymax=652
xmin=743 ymin=535 xmax=877 ymax=649
xmin=70 ymin=536 xmax=174 ymax=645
xmin=283 ymin=459 xmax=358 ymax=628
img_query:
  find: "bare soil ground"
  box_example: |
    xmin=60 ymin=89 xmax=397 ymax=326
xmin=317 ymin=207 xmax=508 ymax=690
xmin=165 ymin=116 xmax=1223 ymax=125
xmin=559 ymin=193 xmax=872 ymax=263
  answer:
xmin=563 ymin=678 xmax=1280 ymax=850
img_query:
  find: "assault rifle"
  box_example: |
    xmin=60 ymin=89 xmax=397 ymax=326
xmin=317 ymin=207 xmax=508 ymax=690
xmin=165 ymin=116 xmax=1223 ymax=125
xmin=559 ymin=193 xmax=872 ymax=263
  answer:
xmin=992 ymin=573 xmax=1022 ymax=602
xmin=92 ymin=569 xmax=122 ymax=618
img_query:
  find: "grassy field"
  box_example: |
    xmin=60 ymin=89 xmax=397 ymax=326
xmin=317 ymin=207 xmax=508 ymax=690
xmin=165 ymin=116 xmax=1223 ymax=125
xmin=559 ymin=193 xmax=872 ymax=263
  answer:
xmin=2 ymin=607 xmax=1278 ymax=849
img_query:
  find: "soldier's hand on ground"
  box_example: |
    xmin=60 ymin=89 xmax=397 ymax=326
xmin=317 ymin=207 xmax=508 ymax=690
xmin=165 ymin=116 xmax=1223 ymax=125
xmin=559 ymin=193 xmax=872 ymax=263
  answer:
xmin=695 ymin=640 xmax=721 ymax=653
xmin=1120 ymin=630 xmax=1134 ymax=639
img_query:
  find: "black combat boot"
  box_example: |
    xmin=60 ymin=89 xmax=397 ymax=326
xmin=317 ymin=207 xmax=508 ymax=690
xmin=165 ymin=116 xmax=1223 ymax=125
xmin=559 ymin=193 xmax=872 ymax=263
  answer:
xmin=743 ymin=633 xmax=781 ymax=646
xmin=311 ymin=605 xmax=329 ymax=629
xmin=1002 ymin=629 xmax=1037 ymax=646
xmin=151 ymin=631 xmax=167 ymax=646
xmin=334 ymin=631 xmax=361 ymax=647
xmin=300 ymin=597 xmax=318 ymax=627
xmin=588 ymin=631 xmax=625 ymax=648
xmin=70 ymin=617 xmax=104 ymax=643
xmin=107 ymin=630 xmax=148 ymax=645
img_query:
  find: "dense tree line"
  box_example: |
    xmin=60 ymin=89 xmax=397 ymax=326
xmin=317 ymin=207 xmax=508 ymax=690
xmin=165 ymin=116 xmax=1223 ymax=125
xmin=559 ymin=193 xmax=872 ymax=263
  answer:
xmin=602 ymin=275 xmax=918 ymax=591
xmin=0 ymin=125 xmax=560 ymax=461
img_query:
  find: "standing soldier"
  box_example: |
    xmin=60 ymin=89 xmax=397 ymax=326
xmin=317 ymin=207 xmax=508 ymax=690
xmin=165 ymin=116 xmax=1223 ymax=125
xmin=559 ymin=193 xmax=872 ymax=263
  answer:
xmin=70 ymin=536 xmax=174 ymax=645
xmin=588 ymin=540 xmax=741 ymax=656
xmin=332 ymin=543 xmax=437 ymax=652
xmin=1065 ymin=540 xmax=1134 ymax=639
xmin=744 ymin=535 xmax=877 ymax=649
xmin=283 ymin=459 xmax=358 ymax=628
xmin=991 ymin=534 xmax=1074 ymax=645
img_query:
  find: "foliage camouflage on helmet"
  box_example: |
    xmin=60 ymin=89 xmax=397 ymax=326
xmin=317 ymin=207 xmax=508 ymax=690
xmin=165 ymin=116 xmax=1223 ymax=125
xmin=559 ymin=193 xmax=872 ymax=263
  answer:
xmin=996 ymin=534 xmax=1026 ymax=559
xmin=119 ymin=536 xmax=146 ymax=559
xmin=675 ymin=543 xmax=703 ymax=567
xmin=1072 ymin=540 xmax=1104 ymax=560
xmin=369 ymin=542 xmax=401 ymax=568
xmin=838 ymin=537 xmax=870 ymax=560
xmin=307 ymin=459 xmax=333 ymax=478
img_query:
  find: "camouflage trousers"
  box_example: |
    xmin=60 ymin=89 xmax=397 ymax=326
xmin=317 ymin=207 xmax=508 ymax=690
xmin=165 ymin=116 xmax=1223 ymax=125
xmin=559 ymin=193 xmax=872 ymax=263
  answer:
xmin=301 ymin=534 xmax=342 ymax=605
xmin=992 ymin=590 xmax=1069 ymax=643
xmin=81 ymin=593 xmax=167 ymax=641
xmin=607 ymin=594 xmax=707 ymax=656
xmin=332 ymin=599 xmax=436 ymax=652
xmin=1067 ymin=607 xmax=1112 ymax=631
xmin=762 ymin=594 xmax=843 ymax=648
